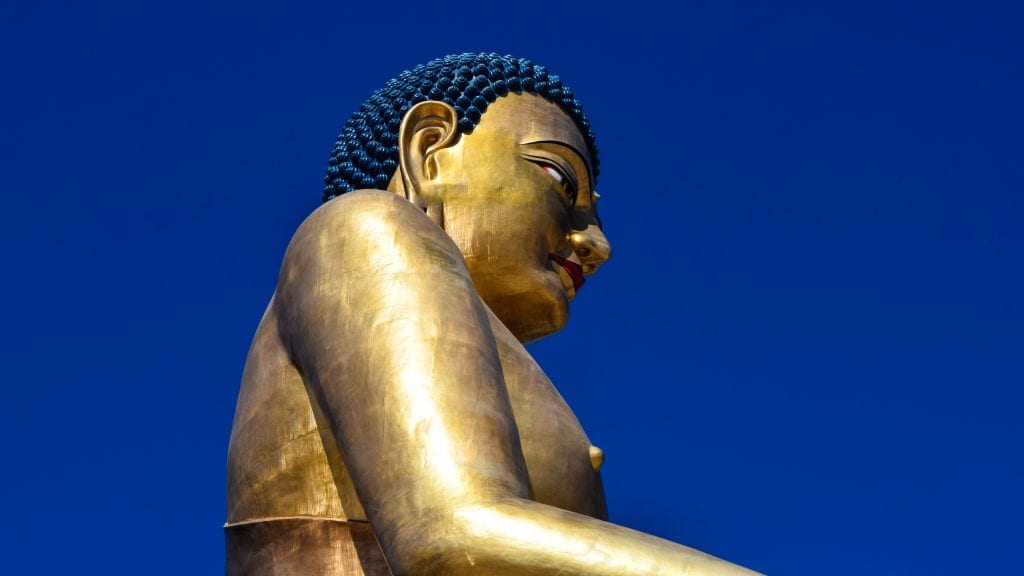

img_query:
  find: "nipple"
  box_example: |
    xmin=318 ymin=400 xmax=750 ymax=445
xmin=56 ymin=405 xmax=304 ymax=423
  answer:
xmin=588 ymin=445 xmax=605 ymax=471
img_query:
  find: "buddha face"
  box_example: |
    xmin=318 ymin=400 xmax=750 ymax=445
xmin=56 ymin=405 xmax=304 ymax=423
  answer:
xmin=396 ymin=93 xmax=611 ymax=342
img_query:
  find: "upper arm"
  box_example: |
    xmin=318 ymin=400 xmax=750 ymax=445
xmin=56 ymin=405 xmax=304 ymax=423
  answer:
xmin=274 ymin=190 xmax=530 ymax=542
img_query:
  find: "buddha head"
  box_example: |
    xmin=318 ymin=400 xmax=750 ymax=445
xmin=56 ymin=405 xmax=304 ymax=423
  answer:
xmin=323 ymin=53 xmax=611 ymax=342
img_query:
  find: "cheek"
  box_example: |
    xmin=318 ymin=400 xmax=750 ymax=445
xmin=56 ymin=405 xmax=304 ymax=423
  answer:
xmin=451 ymin=159 xmax=570 ymax=262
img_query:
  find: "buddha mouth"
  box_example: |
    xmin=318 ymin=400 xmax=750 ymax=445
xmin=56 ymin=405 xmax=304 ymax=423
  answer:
xmin=549 ymin=253 xmax=585 ymax=292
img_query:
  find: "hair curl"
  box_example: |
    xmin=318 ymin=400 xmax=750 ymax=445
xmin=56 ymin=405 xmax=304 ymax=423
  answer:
xmin=323 ymin=53 xmax=598 ymax=202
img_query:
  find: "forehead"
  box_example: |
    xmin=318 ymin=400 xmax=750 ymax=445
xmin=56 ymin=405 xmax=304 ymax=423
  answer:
xmin=471 ymin=93 xmax=591 ymax=167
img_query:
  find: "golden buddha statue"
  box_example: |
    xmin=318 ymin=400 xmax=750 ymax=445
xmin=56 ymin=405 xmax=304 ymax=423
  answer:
xmin=226 ymin=54 xmax=761 ymax=576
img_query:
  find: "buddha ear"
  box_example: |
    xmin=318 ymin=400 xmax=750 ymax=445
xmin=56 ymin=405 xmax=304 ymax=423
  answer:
xmin=398 ymin=100 xmax=460 ymax=212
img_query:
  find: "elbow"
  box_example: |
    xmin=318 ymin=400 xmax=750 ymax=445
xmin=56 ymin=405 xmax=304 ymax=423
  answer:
xmin=391 ymin=546 xmax=467 ymax=576
xmin=386 ymin=533 xmax=475 ymax=576
xmin=384 ymin=501 xmax=517 ymax=576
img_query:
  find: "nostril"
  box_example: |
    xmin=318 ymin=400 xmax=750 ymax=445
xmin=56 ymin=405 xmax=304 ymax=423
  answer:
xmin=577 ymin=246 xmax=592 ymax=258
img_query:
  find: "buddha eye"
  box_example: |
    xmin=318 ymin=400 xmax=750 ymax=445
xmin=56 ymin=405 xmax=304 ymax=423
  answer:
xmin=534 ymin=161 xmax=578 ymax=208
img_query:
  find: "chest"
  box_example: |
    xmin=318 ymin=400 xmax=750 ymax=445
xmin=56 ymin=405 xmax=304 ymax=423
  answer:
xmin=490 ymin=323 xmax=608 ymax=520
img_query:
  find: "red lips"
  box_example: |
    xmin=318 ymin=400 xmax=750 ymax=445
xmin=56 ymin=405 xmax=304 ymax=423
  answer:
xmin=549 ymin=253 xmax=585 ymax=291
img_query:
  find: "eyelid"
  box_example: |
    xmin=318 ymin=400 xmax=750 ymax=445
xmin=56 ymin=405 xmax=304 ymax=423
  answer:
xmin=523 ymin=156 xmax=578 ymax=208
xmin=520 ymin=152 xmax=579 ymax=191
xmin=520 ymin=140 xmax=593 ymax=197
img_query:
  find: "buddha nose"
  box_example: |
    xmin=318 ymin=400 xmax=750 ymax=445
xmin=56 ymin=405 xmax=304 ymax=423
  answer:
xmin=570 ymin=225 xmax=612 ymax=276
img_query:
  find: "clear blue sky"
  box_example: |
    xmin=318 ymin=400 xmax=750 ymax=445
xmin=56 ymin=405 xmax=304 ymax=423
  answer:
xmin=2 ymin=1 xmax=1021 ymax=574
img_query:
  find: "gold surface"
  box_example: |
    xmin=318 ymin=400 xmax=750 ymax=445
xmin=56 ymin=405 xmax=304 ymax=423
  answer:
xmin=227 ymin=93 xmax=762 ymax=575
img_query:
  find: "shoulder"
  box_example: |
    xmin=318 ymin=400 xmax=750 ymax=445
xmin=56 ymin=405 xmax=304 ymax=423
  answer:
xmin=288 ymin=189 xmax=455 ymax=255
xmin=295 ymin=189 xmax=433 ymax=242
xmin=279 ymin=189 xmax=465 ymax=284
xmin=273 ymin=189 xmax=483 ymax=350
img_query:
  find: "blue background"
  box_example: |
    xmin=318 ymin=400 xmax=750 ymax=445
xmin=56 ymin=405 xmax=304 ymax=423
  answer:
xmin=2 ymin=1 xmax=1021 ymax=573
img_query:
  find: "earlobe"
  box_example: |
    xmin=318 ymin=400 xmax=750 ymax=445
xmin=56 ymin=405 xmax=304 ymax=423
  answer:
xmin=398 ymin=100 xmax=460 ymax=213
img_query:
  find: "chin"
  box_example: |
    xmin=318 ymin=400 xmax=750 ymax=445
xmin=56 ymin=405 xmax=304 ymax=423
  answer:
xmin=486 ymin=279 xmax=569 ymax=344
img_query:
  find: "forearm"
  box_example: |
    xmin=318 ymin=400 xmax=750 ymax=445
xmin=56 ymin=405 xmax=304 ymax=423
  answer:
xmin=388 ymin=497 xmax=761 ymax=576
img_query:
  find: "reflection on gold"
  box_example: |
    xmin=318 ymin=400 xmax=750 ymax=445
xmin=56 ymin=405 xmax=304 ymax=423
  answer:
xmin=589 ymin=445 xmax=605 ymax=471
xmin=227 ymin=71 xmax=762 ymax=574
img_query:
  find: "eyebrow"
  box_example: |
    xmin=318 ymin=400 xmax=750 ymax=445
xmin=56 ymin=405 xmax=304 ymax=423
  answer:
xmin=521 ymin=139 xmax=593 ymax=192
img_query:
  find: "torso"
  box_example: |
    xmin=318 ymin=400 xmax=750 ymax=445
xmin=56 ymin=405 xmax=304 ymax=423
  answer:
xmin=227 ymin=309 xmax=605 ymax=523
xmin=225 ymin=198 xmax=606 ymax=574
